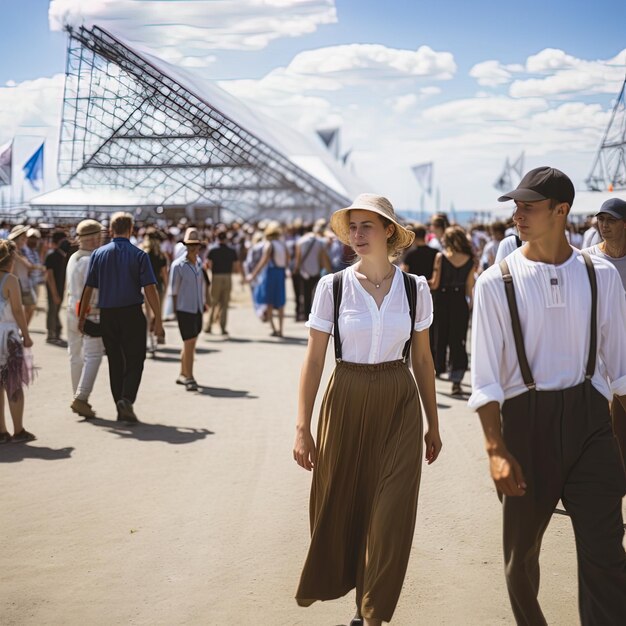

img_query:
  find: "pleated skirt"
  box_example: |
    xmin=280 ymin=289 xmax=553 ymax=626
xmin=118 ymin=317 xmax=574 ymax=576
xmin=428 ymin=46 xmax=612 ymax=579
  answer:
xmin=295 ymin=359 xmax=423 ymax=622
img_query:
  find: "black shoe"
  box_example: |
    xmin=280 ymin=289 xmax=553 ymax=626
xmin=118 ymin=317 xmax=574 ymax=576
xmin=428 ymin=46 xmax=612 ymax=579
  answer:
xmin=451 ymin=382 xmax=463 ymax=396
xmin=350 ymin=615 xmax=363 ymax=626
xmin=116 ymin=399 xmax=139 ymax=424
xmin=11 ymin=429 xmax=36 ymax=443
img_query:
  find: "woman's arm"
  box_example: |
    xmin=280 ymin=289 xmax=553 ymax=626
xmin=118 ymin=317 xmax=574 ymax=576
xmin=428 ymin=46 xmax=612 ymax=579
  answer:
xmin=428 ymin=253 xmax=442 ymax=291
xmin=293 ymin=328 xmax=331 ymax=471
xmin=7 ymin=275 xmax=32 ymax=347
xmin=466 ymin=267 xmax=476 ymax=309
xmin=411 ymin=329 xmax=442 ymax=464
xmin=248 ymin=244 xmax=271 ymax=282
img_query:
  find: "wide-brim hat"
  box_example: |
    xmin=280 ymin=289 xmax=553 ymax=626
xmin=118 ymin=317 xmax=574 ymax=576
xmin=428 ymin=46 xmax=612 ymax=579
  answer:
xmin=183 ymin=227 xmax=202 ymax=245
xmin=330 ymin=193 xmax=415 ymax=250
xmin=8 ymin=224 xmax=29 ymax=240
xmin=76 ymin=219 xmax=104 ymax=237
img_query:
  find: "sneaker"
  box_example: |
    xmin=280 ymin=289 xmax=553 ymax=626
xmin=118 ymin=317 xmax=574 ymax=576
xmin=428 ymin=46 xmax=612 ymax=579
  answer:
xmin=185 ymin=378 xmax=198 ymax=392
xmin=71 ymin=398 xmax=96 ymax=419
xmin=175 ymin=375 xmax=187 ymax=385
xmin=11 ymin=429 xmax=36 ymax=443
xmin=116 ymin=399 xmax=139 ymax=424
xmin=451 ymin=383 xmax=463 ymax=396
xmin=0 ymin=431 xmax=11 ymax=444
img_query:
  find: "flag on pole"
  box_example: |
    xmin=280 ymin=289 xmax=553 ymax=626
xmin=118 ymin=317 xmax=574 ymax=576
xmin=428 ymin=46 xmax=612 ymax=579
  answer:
xmin=411 ymin=162 xmax=433 ymax=195
xmin=316 ymin=128 xmax=340 ymax=159
xmin=510 ymin=151 xmax=525 ymax=179
xmin=23 ymin=142 xmax=44 ymax=191
xmin=0 ymin=140 xmax=12 ymax=187
xmin=494 ymin=157 xmax=512 ymax=192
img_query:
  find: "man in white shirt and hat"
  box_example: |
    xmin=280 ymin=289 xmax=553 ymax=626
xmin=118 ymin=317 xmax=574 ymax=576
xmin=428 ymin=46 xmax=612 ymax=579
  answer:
xmin=583 ymin=197 xmax=626 ymax=465
xmin=66 ymin=220 xmax=105 ymax=419
xmin=169 ymin=227 xmax=206 ymax=391
xmin=470 ymin=167 xmax=626 ymax=625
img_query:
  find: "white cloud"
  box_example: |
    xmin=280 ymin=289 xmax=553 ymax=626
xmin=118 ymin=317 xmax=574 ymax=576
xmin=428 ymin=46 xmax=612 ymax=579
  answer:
xmin=422 ymin=96 xmax=548 ymax=124
xmin=388 ymin=94 xmax=418 ymax=114
xmin=469 ymin=60 xmax=523 ymax=87
xmin=510 ymin=48 xmax=626 ymax=98
xmin=287 ymin=44 xmax=456 ymax=80
xmin=49 ymin=0 xmax=338 ymax=66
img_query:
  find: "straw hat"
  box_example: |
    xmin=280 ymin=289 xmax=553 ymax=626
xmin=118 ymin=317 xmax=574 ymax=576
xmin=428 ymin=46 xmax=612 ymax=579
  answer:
xmin=264 ymin=221 xmax=283 ymax=239
xmin=183 ymin=227 xmax=202 ymax=245
xmin=330 ymin=193 xmax=415 ymax=250
xmin=8 ymin=224 xmax=29 ymax=241
xmin=76 ymin=219 xmax=104 ymax=237
xmin=26 ymin=227 xmax=41 ymax=239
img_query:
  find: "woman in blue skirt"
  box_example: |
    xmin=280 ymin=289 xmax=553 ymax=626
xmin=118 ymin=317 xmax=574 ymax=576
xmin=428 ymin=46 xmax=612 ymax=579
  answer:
xmin=248 ymin=222 xmax=290 ymax=337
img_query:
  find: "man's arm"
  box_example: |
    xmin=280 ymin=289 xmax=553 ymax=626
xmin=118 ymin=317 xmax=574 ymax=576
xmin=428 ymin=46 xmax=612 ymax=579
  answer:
xmin=477 ymin=402 xmax=526 ymax=497
xmin=144 ymin=283 xmax=164 ymax=339
xmin=46 ymin=269 xmax=61 ymax=305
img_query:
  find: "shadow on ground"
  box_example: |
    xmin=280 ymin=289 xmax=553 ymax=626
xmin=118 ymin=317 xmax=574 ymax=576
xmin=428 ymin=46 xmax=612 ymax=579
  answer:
xmin=196 ymin=385 xmax=257 ymax=399
xmin=83 ymin=419 xmax=214 ymax=444
xmin=0 ymin=444 xmax=75 ymax=463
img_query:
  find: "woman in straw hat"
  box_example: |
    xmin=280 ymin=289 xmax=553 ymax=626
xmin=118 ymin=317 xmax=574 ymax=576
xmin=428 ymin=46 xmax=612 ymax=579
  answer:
xmin=247 ymin=221 xmax=289 ymax=337
xmin=294 ymin=193 xmax=442 ymax=625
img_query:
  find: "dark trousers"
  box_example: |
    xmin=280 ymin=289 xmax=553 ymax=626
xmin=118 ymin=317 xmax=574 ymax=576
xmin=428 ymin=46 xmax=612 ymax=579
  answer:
xmin=46 ymin=293 xmax=62 ymax=340
xmin=293 ymin=273 xmax=303 ymax=318
xmin=501 ymin=383 xmax=626 ymax=625
xmin=432 ymin=290 xmax=469 ymax=380
xmin=100 ymin=305 xmax=147 ymax=406
xmin=299 ymin=275 xmax=320 ymax=320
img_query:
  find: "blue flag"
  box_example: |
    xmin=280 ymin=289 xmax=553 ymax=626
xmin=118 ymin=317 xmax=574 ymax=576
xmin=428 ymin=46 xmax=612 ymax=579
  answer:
xmin=23 ymin=142 xmax=44 ymax=191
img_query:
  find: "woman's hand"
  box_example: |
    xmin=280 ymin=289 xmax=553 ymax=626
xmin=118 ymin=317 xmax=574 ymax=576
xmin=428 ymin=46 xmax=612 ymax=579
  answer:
xmin=22 ymin=335 xmax=33 ymax=348
xmin=424 ymin=428 xmax=442 ymax=465
xmin=293 ymin=426 xmax=316 ymax=471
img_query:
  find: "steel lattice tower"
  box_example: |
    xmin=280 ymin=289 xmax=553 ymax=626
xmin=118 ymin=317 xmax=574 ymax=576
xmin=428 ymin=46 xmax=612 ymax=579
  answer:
xmin=586 ymin=75 xmax=626 ymax=191
xmin=57 ymin=25 xmax=350 ymax=220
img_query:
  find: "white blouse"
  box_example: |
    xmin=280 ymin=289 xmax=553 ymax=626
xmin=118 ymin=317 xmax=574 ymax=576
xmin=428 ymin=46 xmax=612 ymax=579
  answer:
xmin=469 ymin=248 xmax=626 ymax=410
xmin=306 ymin=266 xmax=433 ymax=364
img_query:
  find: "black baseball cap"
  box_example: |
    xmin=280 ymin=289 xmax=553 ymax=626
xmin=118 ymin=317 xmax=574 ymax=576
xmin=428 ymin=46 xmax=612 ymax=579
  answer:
xmin=595 ymin=197 xmax=626 ymax=221
xmin=498 ymin=166 xmax=575 ymax=206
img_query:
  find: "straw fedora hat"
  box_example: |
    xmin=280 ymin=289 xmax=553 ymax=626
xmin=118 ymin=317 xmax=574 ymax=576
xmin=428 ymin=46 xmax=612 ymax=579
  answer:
xmin=330 ymin=193 xmax=414 ymax=250
xmin=76 ymin=219 xmax=104 ymax=237
xmin=183 ymin=227 xmax=203 ymax=245
xmin=8 ymin=224 xmax=29 ymax=241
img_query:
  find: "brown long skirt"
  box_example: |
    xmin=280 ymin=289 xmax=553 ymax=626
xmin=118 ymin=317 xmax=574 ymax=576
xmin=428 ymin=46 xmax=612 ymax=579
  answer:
xmin=295 ymin=359 xmax=423 ymax=622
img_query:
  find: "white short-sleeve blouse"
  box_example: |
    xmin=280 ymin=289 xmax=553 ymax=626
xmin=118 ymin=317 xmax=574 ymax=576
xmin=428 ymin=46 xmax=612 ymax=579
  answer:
xmin=306 ymin=265 xmax=433 ymax=364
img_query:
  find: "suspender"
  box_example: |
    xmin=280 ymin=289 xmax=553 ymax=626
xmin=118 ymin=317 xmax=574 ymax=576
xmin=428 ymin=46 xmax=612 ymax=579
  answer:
xmin=332 ymin=269 xmax=417 ymax=363
xmin=498 ymin=251 xmax=598 ymax=390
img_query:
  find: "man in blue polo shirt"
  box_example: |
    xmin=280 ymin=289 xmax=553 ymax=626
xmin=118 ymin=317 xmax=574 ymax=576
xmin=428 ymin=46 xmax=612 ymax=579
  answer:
xmin=78 ymin=212 xmax=164 ymax=423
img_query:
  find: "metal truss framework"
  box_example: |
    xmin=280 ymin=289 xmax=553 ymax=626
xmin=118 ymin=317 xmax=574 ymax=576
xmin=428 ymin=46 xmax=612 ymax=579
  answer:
xmin=58 ymin=25 xmax=349 ymax=220
xmin=586 ymin=75 xmax=626 ymax=191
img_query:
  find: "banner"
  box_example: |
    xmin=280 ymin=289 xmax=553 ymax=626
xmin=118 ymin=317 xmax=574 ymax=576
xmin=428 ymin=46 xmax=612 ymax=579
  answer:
xmin=0 ymin=140 xmax=12 ymax=187
xmin=23 ymin=142 xmax=44 ymax=191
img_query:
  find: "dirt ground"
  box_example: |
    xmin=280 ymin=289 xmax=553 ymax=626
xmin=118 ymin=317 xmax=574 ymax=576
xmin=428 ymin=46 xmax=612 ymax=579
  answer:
xmin=1 ymin=287 xmax=623 ymax=625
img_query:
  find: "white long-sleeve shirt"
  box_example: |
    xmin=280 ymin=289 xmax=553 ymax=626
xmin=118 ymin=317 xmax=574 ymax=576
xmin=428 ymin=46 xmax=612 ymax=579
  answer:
xmin=307 ymin=266 xmax=433 ymax=364
xmin=469 ymin=247 xmax=626 ymax=410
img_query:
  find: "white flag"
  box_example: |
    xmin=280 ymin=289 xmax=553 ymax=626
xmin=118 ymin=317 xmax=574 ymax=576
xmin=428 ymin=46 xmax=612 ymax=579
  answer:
xmin=411 ymin=162 xmax=433 ymax=195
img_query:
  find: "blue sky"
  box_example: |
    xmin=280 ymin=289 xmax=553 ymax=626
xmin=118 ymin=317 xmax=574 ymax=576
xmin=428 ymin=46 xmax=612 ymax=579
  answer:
xmin=1 ymin=0 xmax=625 ymax=209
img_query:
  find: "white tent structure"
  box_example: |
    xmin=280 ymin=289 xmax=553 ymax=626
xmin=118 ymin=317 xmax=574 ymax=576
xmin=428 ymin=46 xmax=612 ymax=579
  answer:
xmin=32 ymin=25 xmax=367 ymax=221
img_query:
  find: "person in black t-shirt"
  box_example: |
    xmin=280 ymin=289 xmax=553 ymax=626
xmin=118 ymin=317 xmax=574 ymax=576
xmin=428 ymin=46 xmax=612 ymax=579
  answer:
xmin=206 ymin=231 xmax=241 ymax=335
xmin=400 ymin=224 xmax=438 ymax=280
xmin=45 ymin=230 xmax=69 ymax=346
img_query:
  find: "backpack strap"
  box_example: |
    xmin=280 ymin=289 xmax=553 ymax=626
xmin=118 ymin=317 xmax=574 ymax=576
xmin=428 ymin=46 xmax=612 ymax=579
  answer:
xmin=332 ymin=270 xmax=345 ymax=361
xmin=402 ymin=271 xmax=417 ymax=362
xmin=580 ymin=252 xmax=597 ymax=380
xmin=499 ymin=259 xmax=536 ymax=390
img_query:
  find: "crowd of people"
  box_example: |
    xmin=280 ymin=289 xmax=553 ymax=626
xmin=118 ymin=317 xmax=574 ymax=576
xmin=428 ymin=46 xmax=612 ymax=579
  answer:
xmin=0 ymin=169 xmax=625 ymax=625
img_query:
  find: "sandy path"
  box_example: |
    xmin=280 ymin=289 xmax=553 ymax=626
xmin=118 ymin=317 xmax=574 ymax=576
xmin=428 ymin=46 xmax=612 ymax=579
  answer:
xmin=1 ymin=290 xmax=622 ymax=625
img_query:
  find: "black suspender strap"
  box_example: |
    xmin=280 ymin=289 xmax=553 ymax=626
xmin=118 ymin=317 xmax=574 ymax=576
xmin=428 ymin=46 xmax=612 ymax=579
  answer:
xmin=499 ymin=259 xmax=536 ymax=390
xmin=581 ymin=252 xmax=597 ymax=379
xmin=402 ymin=271 xmax=417 ymax=362
xmin=332 ymin=270 xmax=344 ymax=361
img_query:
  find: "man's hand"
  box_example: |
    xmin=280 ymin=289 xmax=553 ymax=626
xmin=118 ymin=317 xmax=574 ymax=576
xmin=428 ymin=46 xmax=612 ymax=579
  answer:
xmin=154 ymin=321 xmax=165 ymax=341
xmin=78 ymin=317 xmax=86 ymax=334
xmin=488 ymin=446 xmax=527 ymax=496
xmin=53 ymin=294 xmax=62 ymax=306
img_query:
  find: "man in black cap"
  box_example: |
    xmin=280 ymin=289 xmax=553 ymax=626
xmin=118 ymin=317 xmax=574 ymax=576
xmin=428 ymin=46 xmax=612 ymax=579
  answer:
xmin=470 ymin=167 xmax=626 ymax=625
xmin=583 ymin=197 xmax=626 ymax=465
